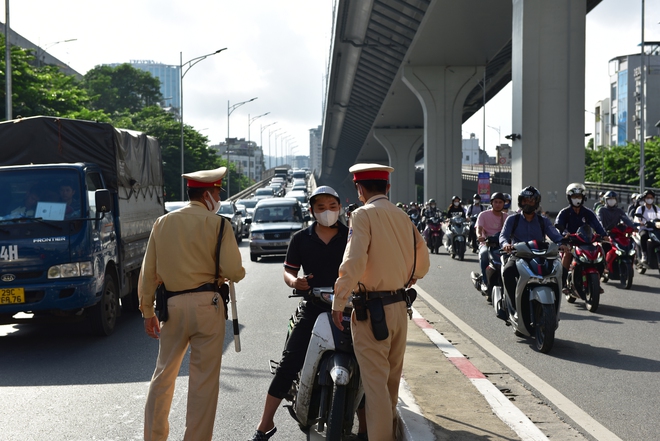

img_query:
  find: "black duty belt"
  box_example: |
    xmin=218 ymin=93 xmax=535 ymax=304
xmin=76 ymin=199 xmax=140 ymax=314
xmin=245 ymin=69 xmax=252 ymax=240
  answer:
xmin=165 ymin=283 xmax=217 ymax=297
xmin=365 ymin=289 xmax=406 ymax=306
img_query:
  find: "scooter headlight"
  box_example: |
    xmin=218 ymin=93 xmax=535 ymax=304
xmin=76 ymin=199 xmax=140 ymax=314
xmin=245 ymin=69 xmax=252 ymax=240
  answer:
xmin=615 ymin=250 xmax=623 ymax=256
xmin=629 ymin=249 xmax=636 ymax=256
xmin=330 ymin=366 xmax=351 ymax=386
xmin=595 ymin=254 xmax=604 ymax=263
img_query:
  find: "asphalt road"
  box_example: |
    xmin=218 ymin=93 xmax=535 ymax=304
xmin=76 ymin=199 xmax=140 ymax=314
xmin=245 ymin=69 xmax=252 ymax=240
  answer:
xmin=415 ymin=244 xmax=660 ymax=441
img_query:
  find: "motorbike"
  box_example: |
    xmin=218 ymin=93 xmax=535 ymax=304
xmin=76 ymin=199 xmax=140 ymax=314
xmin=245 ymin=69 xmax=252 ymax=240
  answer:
xmin=633 ymin=219 xmax=660 ymax=275
xmin=272 ymin=287 xmax=363 ymax=440
xmin=493 ymin=241 xmax=562 ymax=354
xmin=602 ymin=223 xmax=635 ymax=289
xmin=442 ymin=213 xmax=469 ymax=260
xmin=470 ymin=234 xmax=503 ymax=303
xmin=409 ymin=211 xmax=422 ymax=232
xmin=423 ymin=215 xmax=443 ymax=254
xmin=563 ymin=225 xmax=605 ymax=312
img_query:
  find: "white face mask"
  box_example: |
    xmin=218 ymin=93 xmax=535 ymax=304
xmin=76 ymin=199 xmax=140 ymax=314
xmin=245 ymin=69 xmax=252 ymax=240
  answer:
xmin=646 ymin=198 xmax=654 ymax=205
xmin=453 ymin=201 xmax=460 ymax=207
xmin=205 ymin=191 xmax=220 ymax=212
xmin=315 ymin=209 xmax=339 ymax=227
xmin=473 ymin=200 xmax=480 ymax=205
xmin=571 ymin=197 xmax=582 ymax=207
xmin=606 ymin=198 xmax=617 ymax=207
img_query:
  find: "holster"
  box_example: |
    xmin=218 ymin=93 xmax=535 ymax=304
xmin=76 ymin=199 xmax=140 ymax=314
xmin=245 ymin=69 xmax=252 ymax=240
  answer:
xmin=218 ymin=283 xmax=230 ymax=320
xmin=352 ymin=294 xmax=368 ymax=321
xmin=366 ymin=297 xmax=389 ymax=341
xmin=405 ymin=287 xmax=417 ymax=307
xmin=155 ymin=284 xmax=168 ymax=322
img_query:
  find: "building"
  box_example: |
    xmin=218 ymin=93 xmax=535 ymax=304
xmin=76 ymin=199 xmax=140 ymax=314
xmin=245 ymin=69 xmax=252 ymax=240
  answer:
xmin=594 ymin=98 xmax=611 ymax=147
xmin=607 ymin=46 xmax=660 ymax=146
xmin=212 ymin=138 xmax=264 ymax=181
xmin=309 ymin=125 xmax=322 ymax=177
xmin=128 ymin=60 xmax=180 ymax=109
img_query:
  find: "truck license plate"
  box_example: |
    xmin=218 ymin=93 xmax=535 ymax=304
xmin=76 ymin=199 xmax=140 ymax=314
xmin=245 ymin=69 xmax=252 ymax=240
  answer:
xmin=0 ymin=287 xmax=25 ymax=304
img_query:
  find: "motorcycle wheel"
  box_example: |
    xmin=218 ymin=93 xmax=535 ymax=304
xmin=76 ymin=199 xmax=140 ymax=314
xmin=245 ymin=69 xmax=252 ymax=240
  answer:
xmin=565 ymin=291 xmax=576 ymax=303
xmin=585 ymin=273 xmax=600 ymax=312
xmin=457 ymin=242 xmax=465 ymax=261
xmin=326 ymin=384 xmax=347 ymax=441
xmin=636 ymin=257 xmax=647 ymax=274
xmin=534 ymin=302 xmax=556 ymax=354
xmin=619 ymin=262 xmax=633 ymax=289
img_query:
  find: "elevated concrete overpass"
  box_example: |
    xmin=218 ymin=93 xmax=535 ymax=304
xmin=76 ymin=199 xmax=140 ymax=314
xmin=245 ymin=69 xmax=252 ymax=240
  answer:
xmin=319 ymin=0 xmax=602 ymax=213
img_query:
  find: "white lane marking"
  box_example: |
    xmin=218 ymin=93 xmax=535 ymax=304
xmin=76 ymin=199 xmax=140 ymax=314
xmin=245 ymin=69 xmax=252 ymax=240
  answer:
xmin=415 ymin=285 xmax=623 ymax=441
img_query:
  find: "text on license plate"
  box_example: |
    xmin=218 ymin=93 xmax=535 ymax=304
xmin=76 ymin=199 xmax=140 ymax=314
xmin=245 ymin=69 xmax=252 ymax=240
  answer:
xmin=0 ymin=287 xmax=25 ymax=304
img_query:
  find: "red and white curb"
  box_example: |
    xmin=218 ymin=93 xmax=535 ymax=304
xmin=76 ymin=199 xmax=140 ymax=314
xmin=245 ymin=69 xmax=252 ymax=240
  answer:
xmin=405 ymin=306 xmax=549 ymax=441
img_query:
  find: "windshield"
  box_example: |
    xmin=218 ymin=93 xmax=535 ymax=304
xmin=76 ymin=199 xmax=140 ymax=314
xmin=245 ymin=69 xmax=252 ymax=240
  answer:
xmin=237 ymin=199 xmax=258 ymax=209
xmin=218 ymin=204 xmax=235 ymax=215
xmin=255 ymin=188 xmax=273 ymax=196
xmin=0 ymin=169 xmax=83 ymax=221
xmin=253 ymin=204 xmax=302 ymax=223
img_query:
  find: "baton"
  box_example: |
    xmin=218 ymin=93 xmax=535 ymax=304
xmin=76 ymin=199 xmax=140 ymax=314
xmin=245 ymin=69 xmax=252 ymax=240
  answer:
xmin=229 ymin=281 xmax=241 ymax=352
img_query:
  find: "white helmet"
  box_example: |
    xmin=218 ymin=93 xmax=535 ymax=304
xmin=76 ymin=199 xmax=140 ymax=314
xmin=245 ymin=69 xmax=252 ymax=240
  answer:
xmin=566 ymin=183 xmax=587 ymax=205
xmin=310 ymin=186 xmax=340 ymax=205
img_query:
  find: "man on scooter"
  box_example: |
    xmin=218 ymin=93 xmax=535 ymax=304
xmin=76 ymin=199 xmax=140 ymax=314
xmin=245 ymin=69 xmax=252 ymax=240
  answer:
xmin=471 ymin=192 xmax=508 ymax=292
xmin=250 ymin=186 xmax=367 ymax=441
xmin=598 ymin=190 xmax=636 ymax=273
xmin=467 ymin=194 xmax=486 ymax=252
xmin=634 ymin=189 xmax=660 ymax=265
xmin=555 ymin=183 xmax=608 ymax=292
xmin=498 ymin=186 xmax=567 ymax=320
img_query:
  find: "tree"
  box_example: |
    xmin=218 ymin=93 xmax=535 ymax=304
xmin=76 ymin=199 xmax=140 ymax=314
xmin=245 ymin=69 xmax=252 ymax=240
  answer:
xmin=83 ymin=64 xmax=163 ymax=115
xmin=585 ymin=139 xmax=660 ymax=188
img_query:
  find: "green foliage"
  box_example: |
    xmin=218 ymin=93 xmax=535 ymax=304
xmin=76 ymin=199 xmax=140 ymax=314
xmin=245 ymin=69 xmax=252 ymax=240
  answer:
xmin=83 ymin=64 xmax=163 ymax=114
xmin=585 ymin=138 xmax=660 ymax=188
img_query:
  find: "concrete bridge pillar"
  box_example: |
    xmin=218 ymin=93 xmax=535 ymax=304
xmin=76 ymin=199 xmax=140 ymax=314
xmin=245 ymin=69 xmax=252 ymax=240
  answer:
xmin=373 ymin=128 xmax=423 ymax=205
xmin=511 ymin=0 xmax=586 ymax=214
xmin=402 ymin=66 xmax=484 ymax=207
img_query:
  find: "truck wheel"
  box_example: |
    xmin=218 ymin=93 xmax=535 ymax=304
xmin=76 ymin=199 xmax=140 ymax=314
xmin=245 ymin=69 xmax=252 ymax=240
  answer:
xmin=90 ymin=274 xmax=119 ymax=336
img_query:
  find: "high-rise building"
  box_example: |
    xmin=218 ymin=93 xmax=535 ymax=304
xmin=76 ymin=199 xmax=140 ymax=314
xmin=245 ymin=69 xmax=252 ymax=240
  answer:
xmin=212 ymin=138 xmax=264 ymax=181
xmin=607 ymin=48 xmax=660 ymax=146
xmin=129 ymin=60 xmax=180 ymax=109
xmin=309 ymin=125 xmax=322 ymax=177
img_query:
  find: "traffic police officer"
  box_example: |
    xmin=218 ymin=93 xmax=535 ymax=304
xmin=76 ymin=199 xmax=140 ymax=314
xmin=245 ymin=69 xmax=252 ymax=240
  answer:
xmin=333 ymin=163 xmax=430 ymax=441
xmin=139 ymin=166 xmax=245 ymax=441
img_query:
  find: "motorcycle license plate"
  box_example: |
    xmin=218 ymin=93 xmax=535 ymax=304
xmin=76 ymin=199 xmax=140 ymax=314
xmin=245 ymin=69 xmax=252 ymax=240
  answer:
xmin=0 ymin=287 xmax=25 ymax=304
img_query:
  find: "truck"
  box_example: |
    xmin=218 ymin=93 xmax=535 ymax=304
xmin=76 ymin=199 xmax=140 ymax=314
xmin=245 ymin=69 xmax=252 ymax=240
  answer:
xmin=0 ymin=116 xmax=165 ymax=335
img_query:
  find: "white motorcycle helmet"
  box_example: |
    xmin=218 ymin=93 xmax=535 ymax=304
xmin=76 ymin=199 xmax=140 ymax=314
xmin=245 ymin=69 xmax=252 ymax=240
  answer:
xmin=566 ymin=183 xmax=587 ymax=207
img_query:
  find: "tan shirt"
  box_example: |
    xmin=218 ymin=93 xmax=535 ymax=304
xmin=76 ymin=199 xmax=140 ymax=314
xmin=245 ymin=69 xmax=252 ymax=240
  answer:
xmin=333 ymin=195 xmax=430 ymax=311
xmin=138 ymin=201 xmax=245 ymax=318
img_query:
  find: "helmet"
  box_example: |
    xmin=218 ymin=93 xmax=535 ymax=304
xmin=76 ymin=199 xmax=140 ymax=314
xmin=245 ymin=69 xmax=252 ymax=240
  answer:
xmin=451 ymin=195 xmax=460 ymax=202
xmin=396 ymin=202 xmax=403 ymax=208
xmin=490 ymin=192 xmax=505 ymax=202
xmin=428 ymin=198 xmax=436 ymax=205
xmin=410 ymin=201 xmax=416 ymax=206
xmin=518 ymin=186 xmax=541 ymax=213
xmin=642 ymin=189 xmax=656 ymax=199
xmin=631 ymin=193 xmax=639 ymax=201
xmin=472 ymin=193 xmax=481 ymax=200
xmin=503 ymin=193 xmax=512 ymax=209
xmin=603 ymin=190 xmax=617 ymax=200
xmin=309 ymin=186 xmax=340 ymax=207
xmin=566 ymin=183 xmax=587 ymax=204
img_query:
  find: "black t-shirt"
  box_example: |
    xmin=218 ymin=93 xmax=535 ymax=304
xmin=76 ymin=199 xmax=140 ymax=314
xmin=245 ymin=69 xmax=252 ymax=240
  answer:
xmin=284 ymin=222 xmax=349 ymax=288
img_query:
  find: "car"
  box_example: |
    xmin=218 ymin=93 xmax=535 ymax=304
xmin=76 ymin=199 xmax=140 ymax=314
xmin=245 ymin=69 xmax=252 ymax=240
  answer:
xmin=235 ymin=203 xmax=251 ymax=238
xmin=217 ymin=201 xmax=243 ymax=243
xmin=292 ymin=169 xmax=307 ymax=180
xmin=254 ymin=187 xmax=275 ymax=200
xmin=164 ymin=201 xmax=188 ymax=213
xmin=291 ymin=182 xmax=308 ymax=194
xmin=268 ymin=183 xmax=285 ymax=197
xmin=249 ymin=198 xmax=310 ymax=262
xmin=284 ymin=190 xmax=309 ymax=212
xmin=236 ymin=198 xmax=259 ymax=217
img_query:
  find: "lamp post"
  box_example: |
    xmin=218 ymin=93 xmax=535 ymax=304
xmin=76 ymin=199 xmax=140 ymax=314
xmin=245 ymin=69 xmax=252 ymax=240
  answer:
xmin=261 ymin=122 xmax=277 ymax=178
xmin=269 ymin=128 xmax=282 ymax=170
xmin=274 ymin=132 xmax=287 ymax=167
xmin=180 ymin=48 xmax=227 ymax=200
xmin=281 ymin=135 xmax=293 ymax=167
xmin=37 ymin=38 xmax=77 ymax=67
xmin=227 ymin=97 xmax=257 ymax=197
xmin=248 ymin=112 xmax=270 ymax=181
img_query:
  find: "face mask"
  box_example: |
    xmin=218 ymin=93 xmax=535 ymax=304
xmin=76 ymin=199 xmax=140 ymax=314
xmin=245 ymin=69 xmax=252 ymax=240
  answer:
xmin=315 ymin=209 xmax=339 ymax=227
xmin=571 ymin=197 xmax=582 ymax=207
xmin=430 ymin=204 xmax=436 ymax=209
xmin=646 ymin=198 xmax=654 ymax=205
xmin=504 ymin=202 xmax=511 ymax=209
xmin=521 ymin=204 xmax=536 ymax=214
xmin=453 ymin=201 xmax=460 ymax=207
xmin=205 ymin=191 xmax=220 ymax=212
xmin=473 ymin=200 xmax=480 ymax=205
xmin=606 ymin=199 xmax=616 ymax=207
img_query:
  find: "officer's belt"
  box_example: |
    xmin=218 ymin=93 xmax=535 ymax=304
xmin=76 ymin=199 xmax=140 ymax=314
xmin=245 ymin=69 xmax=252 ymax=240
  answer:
xmin=165 ymin=283 xmax=217 ymax=297
xmin=365 ymin=289 xmax=406 ymax=306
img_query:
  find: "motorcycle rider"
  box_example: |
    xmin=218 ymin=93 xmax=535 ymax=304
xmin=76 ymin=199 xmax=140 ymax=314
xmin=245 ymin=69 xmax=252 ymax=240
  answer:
xmin=422 ymin=198 xmax=440 ymax=219
xmin=502 ymin=193 xmax=512 ymax=214
xmin=598 ymin=190 xmax=636 ymax=273
xmin=498 ymin=186 xmax=567 ymax=320
xmin=447 ymin=195 xmax=466 ymax=217
xmin=471 ymin=192 xmax=508 ymax=292
xmin=593 ymin=191 xmax=605 ymax=213
xmin=627 ymin=193 xmax=640 ymax=217
xmin=555 ymin=183 xmax=607 ymax=292
xmin=634 ymin=189 xmax=660 ymax=265
xmin=467 ymin=194 xmax=486 ymax=252
xmin=250 ymin=186 xmax=366 ymax=441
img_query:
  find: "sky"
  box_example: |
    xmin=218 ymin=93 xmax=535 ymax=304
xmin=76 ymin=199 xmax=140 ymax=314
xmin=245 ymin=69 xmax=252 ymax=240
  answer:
xmin=6 ymin=0 xmax=660 ymax=159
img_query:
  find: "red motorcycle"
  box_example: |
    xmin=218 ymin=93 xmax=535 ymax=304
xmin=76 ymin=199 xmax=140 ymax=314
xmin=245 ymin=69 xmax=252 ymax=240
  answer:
xmin=424 ymin=215 xmax=443 ymax=254
xmin=602 ymin=224 xmax=635 ymax=289
xmin=564 ymin=225 xmax=605 ymax=313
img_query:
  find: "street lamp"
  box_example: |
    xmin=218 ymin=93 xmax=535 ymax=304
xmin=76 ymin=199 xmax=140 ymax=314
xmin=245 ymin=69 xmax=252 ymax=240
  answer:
xmin=248 ymin=112 xmax=270 ymax=181
xmin=227 ymin=97 xmax=257 ymax=196
xmin=179 ymin=48 xmax=227 ymax=200
xmin=269 ymin=127 xmax=282 ymax=170
xmin=37 ymin=38 xmax=77 ymax=67
xmin=274 ymin=132 xmax=287 ymax=167
xmin=261 ymin=122 xmax=277 ymax=178
xmin=280 ymin=135 xmax=293 ymax=167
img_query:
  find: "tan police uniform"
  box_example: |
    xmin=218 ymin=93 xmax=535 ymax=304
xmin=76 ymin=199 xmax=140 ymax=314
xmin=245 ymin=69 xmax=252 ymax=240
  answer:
xmin=139 ymin=166 xmax=245 ymax=441
xmin=333 ymin=164 xmax=430 ymax=441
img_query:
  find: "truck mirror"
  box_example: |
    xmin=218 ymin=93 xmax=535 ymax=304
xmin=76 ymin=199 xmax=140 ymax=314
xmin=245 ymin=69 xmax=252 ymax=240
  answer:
xmin=95 ymin=189 xmax=113 ymax=213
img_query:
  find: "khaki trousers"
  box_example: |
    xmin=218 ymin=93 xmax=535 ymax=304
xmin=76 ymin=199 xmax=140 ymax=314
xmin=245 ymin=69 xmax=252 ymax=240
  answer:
xmin=352 ymin=301 xmax=407 ymax=441
xmin=144 ymin=291 xmax=226 ymax=441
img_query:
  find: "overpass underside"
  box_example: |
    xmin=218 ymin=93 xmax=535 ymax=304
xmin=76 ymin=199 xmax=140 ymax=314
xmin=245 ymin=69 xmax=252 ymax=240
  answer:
xmin=320 ymin=0 xmax=602 ymax=213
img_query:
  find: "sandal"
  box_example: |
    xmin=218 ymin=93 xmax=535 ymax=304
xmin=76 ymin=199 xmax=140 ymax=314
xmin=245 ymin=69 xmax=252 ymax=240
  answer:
xmin=249 ymin=427 xmax=277 ymax=441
